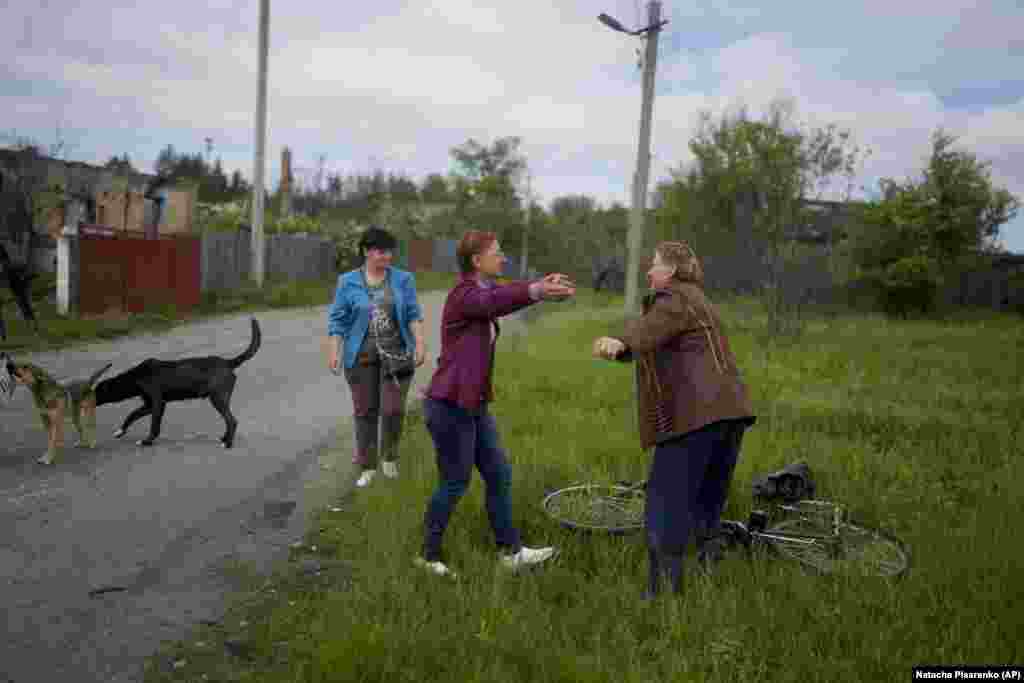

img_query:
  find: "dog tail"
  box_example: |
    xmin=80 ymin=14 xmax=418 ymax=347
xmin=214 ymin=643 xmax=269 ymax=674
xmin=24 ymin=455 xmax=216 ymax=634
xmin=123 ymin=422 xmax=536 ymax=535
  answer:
xmin=86 ymin=363 xmax=113 ymax=389
xmin=229 ymin=317 xmax=261 ymax=369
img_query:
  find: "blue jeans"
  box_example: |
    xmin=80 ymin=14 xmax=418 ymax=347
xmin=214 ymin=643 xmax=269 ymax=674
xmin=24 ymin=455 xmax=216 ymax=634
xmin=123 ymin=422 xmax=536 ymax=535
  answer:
xmin=645 ymin=419 xmax=749 ymax=594
xmin=421 ymin=398 xmax=522 ymax=562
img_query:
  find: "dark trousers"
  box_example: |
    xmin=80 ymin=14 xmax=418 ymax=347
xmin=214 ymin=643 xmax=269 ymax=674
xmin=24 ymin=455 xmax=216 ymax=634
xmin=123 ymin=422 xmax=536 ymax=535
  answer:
xmin=421 ymin=398 xmax=522 ymax=562
xmin=645 ymin=419 xmax=748 ymax=596
xmin=343 ymin=357 xmax=413 ymax=469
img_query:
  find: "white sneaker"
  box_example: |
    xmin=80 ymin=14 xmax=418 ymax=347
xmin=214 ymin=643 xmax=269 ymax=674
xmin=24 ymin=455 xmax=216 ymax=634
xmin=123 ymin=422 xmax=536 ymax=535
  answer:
xmin=414 ymin=557 xmax=457 ymax=578
xmin=381 ymin=461 xmax=398 ymax=479
xmin=355 ymin=470 xmax=376 ymax=488
xmin=500 ymin=546 xmax=557 ymax=572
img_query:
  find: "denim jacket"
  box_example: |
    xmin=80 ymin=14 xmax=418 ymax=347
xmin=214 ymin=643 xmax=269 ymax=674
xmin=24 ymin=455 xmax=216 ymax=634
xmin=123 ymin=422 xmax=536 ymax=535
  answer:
xmin=327 ymin=267 xmax=423 ymax=370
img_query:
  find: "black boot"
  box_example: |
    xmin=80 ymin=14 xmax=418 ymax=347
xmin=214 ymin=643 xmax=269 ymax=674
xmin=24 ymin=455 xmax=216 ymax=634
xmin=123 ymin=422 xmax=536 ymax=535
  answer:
xmin=644 ymin=547 xmax=684 ymax=599
xmin=695 ymin=532 xmax=725 ymax=575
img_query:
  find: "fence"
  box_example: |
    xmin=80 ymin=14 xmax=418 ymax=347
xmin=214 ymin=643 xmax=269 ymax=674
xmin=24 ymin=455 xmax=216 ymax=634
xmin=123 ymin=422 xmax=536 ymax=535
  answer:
xmin=200 ymin=229 xmax=335 ymax=292
xmin=77 ymin=231 xmax=200 ymax=315
xmin=394 ymin=236 xmax=533 ymax=279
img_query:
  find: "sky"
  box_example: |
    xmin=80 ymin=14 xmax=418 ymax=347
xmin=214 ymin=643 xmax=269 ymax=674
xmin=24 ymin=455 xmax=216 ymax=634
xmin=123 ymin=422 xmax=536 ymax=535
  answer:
xmin=3 ymin=0 xmax=1023 ymax=252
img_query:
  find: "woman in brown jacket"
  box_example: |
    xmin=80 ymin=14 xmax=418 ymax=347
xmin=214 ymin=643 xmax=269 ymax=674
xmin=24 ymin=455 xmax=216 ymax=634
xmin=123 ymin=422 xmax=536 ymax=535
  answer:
xmin=593 ymin=241 xmax=756 ymax=598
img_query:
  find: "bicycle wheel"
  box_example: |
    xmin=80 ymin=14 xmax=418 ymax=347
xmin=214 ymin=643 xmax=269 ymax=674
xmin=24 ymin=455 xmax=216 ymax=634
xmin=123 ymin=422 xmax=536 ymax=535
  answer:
xmin=542 ymin=484 xmax=645 ymax=534
xmin=762 ymin=518 xmax=910 ymax=578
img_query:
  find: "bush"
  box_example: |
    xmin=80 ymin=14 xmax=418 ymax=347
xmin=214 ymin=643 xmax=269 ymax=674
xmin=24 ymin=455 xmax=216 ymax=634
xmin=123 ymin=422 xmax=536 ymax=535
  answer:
xmin=270 ymin=214 xmax=323 ymax=235
xmin=875 ymin=254 xmax=944 ymax=317
xmin=195 ymin=202 xmax=248 ymax=233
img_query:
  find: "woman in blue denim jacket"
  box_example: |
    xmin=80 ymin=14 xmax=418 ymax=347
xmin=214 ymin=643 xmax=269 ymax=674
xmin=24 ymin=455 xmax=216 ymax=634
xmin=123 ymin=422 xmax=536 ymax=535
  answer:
xmin=327 ymin=227 xmax=426 ymax=488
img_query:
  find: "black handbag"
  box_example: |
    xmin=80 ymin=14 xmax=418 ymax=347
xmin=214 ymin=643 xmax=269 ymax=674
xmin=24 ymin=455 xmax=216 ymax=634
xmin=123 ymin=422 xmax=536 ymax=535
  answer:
xmin=376 ymin=337 xmax=415 ymax=382
xmin=751 ymin=462 xmax=816 ymax=502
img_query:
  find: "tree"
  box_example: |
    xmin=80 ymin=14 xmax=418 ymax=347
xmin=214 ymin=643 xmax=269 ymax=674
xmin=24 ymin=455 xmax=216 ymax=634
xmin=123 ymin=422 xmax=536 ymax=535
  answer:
xmin=420 ymin=173 xmax=450 ymax=204
xmin=449 ymin=136 xmax=526 ymax=183
xmin=654 ymin=99 xmax=867 ymax=333
xmin=105 ymin=154 xmax=137 ymax=174
xmin=0 ymin=131 xmax=76 ymax=270
xmin=386 ymin=173 xmax=420 ymax=204
xmin=449 ymin=137 xmax=528 ymax=244
xmin=851 ymin=129 xmax=1020 ymax=316
xmin=155 ymin=144 xmax=178 ymax=177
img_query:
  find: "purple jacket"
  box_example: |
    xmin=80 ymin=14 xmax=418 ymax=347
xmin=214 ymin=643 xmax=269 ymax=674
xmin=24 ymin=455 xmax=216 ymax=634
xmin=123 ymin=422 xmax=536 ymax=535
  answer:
xmin=426 ymin=274 xmax=540 ymax=411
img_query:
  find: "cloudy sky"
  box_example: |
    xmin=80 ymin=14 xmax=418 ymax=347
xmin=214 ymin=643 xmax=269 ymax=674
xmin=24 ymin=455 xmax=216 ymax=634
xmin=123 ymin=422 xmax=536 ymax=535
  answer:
xmin=4 ymin=0 xmax=1023 ymax=251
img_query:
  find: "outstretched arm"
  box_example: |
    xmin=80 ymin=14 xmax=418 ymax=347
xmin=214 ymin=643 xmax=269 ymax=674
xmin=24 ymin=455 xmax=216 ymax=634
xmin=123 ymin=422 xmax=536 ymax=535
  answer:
xmin=456 ymin=274 xmax=575 ymax=320
xmin=612 ymin=292 xmax=687 ymax=355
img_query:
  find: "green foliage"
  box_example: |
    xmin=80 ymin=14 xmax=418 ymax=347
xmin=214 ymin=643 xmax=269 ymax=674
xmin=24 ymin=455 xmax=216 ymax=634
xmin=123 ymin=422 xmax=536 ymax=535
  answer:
xmin=850 ymin=129 xmax=1021 ymax=316
xmin=654 ymin=100 xmax=865 ymax=257
xmin=194 ymin=201 xmax=247 ymax=233
xmin=104 ymin=153 xmax=137 ymax=174
xmin=154 ymin=143 xmax=250 ymax=204
xmin=0 ymin=134 xmax=67 ymax=244
xmin=271 ymin=213 xmax=324 ymax=235
xmin=449 ymin=136 xmax=526 ymax=183
xmin=878 ymin=254 xmax=944 ymax=317
xmin=654 ymin=99 xmax=868 ymax=335
xmin=420 ymin=173 xmax=450 ymax=203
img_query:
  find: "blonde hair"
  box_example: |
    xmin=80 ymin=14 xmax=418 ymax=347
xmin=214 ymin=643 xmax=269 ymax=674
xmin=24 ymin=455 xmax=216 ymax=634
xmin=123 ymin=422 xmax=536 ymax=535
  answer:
xmin=655 ymin=241 xmax=703 ymax=285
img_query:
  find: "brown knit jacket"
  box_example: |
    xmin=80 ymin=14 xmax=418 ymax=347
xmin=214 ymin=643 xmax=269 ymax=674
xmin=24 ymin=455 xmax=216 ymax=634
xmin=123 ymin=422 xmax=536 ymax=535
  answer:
xmin=612 ymin=279 xmax=755 ymax=449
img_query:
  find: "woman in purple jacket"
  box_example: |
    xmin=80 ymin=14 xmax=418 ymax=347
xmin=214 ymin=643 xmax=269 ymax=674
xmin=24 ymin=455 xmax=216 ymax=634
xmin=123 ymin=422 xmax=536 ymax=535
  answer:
xmin=416 ymin=230 xmax=576 ymax=577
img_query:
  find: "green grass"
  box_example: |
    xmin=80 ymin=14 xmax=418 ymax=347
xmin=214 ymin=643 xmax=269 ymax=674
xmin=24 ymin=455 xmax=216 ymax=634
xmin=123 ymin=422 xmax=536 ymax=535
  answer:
xmin=1 ymin=270 xmax=458 ymax=353
xmin=144 ymin=292 xmax=1023 ymax=682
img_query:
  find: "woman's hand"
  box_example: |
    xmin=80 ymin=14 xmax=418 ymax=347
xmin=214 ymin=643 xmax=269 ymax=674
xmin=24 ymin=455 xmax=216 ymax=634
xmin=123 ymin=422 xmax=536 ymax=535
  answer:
xmin=539 ymin=273 xmax=576 ymax=301
xmin=415 ymin=339 xmax=427 ymax=367
xmin=327 ymin=337 xmax=341 ymax=373
xmin=593 ymin=336 xmax=626 ymax=360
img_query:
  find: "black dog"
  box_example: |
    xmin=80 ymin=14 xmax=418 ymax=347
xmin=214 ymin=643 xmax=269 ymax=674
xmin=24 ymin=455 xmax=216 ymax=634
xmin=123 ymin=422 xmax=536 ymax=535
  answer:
xmin=94 ymin=317 xmax=261 ymax=448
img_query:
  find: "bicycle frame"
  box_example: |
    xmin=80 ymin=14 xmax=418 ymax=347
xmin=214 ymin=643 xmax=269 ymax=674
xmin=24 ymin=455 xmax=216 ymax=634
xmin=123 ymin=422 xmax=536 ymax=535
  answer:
xmin=727 ymin=500 xmax=848 ymax=557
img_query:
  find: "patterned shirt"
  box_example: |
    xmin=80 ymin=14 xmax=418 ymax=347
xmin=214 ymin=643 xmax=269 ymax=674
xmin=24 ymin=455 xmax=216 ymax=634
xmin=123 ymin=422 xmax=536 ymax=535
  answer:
xmin=359 ymin=271 xmax=407 ymax=363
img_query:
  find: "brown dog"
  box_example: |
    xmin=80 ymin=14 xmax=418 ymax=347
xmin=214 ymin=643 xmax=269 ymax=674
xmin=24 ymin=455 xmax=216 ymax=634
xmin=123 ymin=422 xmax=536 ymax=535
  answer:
xmin=3 ymin=354 xmax=112 ymax=464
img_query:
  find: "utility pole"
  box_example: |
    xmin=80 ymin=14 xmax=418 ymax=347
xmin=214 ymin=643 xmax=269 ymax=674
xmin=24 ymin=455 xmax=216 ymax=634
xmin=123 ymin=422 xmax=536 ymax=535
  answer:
xmin=520 ymin=171 xmax=532 ymax=278
xmin=624 ymin=0 xmax=663 ymax=315
xmin=250 ymin=0 xmax=270 ymax=287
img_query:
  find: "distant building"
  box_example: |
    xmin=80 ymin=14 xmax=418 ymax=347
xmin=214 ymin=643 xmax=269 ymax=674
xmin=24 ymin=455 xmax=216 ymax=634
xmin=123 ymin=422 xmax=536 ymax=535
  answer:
xmin=0 ymin=151 xmax=195 ymax=272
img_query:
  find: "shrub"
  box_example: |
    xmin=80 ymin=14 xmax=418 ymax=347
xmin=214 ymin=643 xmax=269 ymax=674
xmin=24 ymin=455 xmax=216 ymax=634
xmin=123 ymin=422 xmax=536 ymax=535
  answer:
xmin=875 ymin=254 xmax=944 ymax=317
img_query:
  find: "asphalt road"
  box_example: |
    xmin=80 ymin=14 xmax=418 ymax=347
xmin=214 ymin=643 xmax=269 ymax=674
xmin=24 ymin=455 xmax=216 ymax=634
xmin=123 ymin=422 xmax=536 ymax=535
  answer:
xmin=0 ymin=290 xmax=528 ymax=682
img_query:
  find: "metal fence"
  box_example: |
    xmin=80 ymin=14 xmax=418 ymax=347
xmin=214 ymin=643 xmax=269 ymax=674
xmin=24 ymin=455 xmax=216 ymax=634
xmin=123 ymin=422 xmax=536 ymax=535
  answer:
xmin=78 ymin=233 xmax=201 ymax=315
xmin=200 ymin=229 xmax=335 ymax=292
xmin=392 ymin=236 xmax=534 ymax=280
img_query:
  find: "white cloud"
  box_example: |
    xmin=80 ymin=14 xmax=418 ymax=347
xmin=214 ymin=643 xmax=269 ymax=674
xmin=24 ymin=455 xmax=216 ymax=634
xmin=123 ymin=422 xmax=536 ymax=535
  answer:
xmin=3 ymin=0 xmax=1023 ymax=248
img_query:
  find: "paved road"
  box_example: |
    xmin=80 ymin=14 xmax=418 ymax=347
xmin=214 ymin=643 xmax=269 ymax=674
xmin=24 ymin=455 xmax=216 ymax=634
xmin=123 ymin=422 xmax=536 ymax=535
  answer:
xmin=0 ymin=290 xmax=528 ymax=682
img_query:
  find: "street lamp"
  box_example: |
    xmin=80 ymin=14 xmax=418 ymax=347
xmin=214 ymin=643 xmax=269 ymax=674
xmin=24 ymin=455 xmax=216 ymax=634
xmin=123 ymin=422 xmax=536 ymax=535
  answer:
xmin=598 ymin=3 xmax=668 ymax=315
xmin=598 ymin=12 xmax=669 ymax=36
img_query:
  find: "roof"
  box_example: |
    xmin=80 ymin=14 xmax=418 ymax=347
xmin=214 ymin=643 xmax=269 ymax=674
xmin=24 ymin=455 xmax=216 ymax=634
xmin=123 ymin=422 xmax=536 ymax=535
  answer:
xmin=0 ymin=148 xmax=155 ymax=182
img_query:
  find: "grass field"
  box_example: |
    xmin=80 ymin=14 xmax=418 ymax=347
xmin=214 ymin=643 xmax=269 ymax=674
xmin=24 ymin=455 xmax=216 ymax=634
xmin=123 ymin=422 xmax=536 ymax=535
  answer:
xmin=142 ymin=292 xmax=1022 ymax=682
xmin=0 ymin=270 xmax=458 ymax=353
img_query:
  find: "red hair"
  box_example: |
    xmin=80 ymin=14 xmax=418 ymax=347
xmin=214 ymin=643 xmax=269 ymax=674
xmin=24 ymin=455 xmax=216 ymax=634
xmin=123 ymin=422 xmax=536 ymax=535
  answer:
xmin=457 ymin=230 xmax=497 ymax=274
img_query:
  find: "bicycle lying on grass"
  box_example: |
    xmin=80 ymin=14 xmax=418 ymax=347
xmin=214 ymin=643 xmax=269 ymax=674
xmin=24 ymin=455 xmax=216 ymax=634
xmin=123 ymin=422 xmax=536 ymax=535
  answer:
xmin=541 ymin=481 xmax=910 ymax=578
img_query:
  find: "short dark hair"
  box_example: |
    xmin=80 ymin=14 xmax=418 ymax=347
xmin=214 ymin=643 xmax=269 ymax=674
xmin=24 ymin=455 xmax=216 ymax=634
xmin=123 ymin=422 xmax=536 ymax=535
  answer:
xmin=358 ymin=225 xmax=397 ymax=259
xmin=457 ymin=230 xmax=497 ymax=274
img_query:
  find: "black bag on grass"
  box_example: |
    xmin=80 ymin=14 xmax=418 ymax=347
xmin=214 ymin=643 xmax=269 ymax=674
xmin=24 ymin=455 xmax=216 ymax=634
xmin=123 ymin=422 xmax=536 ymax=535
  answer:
xmin=751 ymin=462 xmax=816 ymax=502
